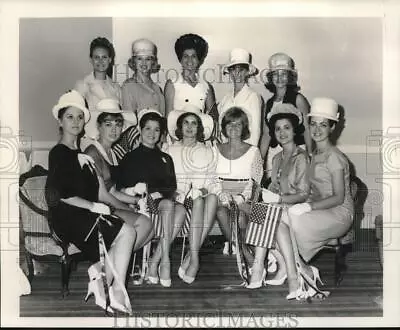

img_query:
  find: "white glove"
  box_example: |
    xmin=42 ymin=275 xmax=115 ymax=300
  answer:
xmin=175 ymin=193 xmax=186 ymax=204
xmin=137 ymin=198 xmax=148 ymax=214
xmin=90 ymin=202 xmax=111 ymax=215
xmin=191 ymin=188 xmax=203 ymax=200
xmin=150 ymin=192 xmax=163 ymax=200
xmin=262 ymin=189 xmax=281 ymax=203
xmin=218 ymin=192 xmax=231 ymax=206
xmin=232 ymin=194 xmax=245 ymax=205
xmin=289 ymin=203 xmax=312 ymax=216
xmin=77 ymin=153 xmax=96 ymax=173
xmin=134 ymin=182 xmax=147 ymax=195
xmin=124 ymin=187 xmax=137 ymax=196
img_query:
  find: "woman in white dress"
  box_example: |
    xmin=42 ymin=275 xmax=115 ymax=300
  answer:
xmin=164 ymin=33 xmax=218 ymax=138
xmin=165 ymin=110 xmax=219 ymax=284
xmin=215 ymin=107 xmax=263 ymax=263
xmin=218 ymin=48 xmax=263 ymax=147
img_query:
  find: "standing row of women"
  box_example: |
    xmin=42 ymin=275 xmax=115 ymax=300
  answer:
xmin=45 ymin=32 xmax=354 ymax=315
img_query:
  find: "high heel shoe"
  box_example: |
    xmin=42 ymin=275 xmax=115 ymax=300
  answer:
xmin=84 ymin=279 xmax=113 ymax=314
xmin=299 ymin=265 xmax=330 ymax=299
xmin=146 ymin=261 xmax=159 ymax=285
xmin=266 ymin=273 xmax=287 ymax=286
xmin=182 ymin=262 xmax=199 ymax=285
xmin=88 ymin=263 xmax=101 ymax=280
xmin=246 ymin=268 xmax=267 ymax=289
xmin=159 ymin=264 xmax=171 ymax=288
xmin=178 ymin=253 xmax=190 ymax=281
xmin=109 ymin=286 xmax=132 ymax=315
xmin=286 ymin=276 xmax=307 ymax=300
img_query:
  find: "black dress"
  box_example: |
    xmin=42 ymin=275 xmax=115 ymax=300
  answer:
xmin=115 ymin=144 xmax=177 ymax=199
xmin=45 ymin=144 xmax=123 ymax=262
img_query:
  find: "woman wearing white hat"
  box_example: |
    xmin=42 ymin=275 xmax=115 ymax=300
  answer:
xmin=165 ymin=34 xmax=218 ymax=127
xmin=259 ymin=53 xmax=312 ymax=184
xmin=84 ymin=98 xmax=154 ymax=247
xmin=218 ymin=48 xmax=263 ymax=147
xmin=165 ymin=109 xmax=219 ymax=284
xmin=46 ymin=90 xmax=142 ymax=314
xmin=284 ymin=98 xmax=354 ymax=299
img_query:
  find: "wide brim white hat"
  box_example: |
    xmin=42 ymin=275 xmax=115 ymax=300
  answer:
xmin=267 ymin=52 xmax=297 ymax=73
xmin=267 ymin=103 xmax=303 ymax=124
xmin=95 ymin=98 xmax=137 ymax=127
xmin=52 ymin=90 xmax=90 ymax=123
xmin=223 ymin=48 xmax=258 ymax=76
xmin=137 ymin=108 xmax=163 ymax=126
xmin=307 ymin=97 xmax=339 ymax=122
xmin=167 ymin=104 xmax=214 ymax=141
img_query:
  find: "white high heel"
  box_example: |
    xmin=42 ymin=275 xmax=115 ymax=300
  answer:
xmin=266 ymin=274 xmax=287 ymax=286
xmin=88 ymin=263 xmax=101 ymax=280
xmin=159 ymin=265 xmax=172 ymax=287
xmin=246 ymin=269 xmax=267 ymax=289
xmin=286 ymin=276 xmax=308 ymax=301
xmin=84 ymin=278 xmax=113 ymax=314
xmin=109 ymin=286 xmax=132 ymax=315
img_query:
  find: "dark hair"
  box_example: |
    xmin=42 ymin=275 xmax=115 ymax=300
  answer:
xmin=175 ymin=112 xmax=205 ymax=142
xmin=89 ymin=37 xmax=116 ymax=78
xmin=174 ymin=33 xmax=208 ymax=66
xmin=97 ymin=112 xmax=124 ymax=125
xmin=268 ymin=112 xmax=305 ymax=147
xmin=264 ymin=70 xmax=300 ymax=93
xmin=221 ymin=107 xmax=250 ymax=141
xmin=57 ymin=106 xmax=85 ymax=143
xmin=139 ymin=112 xmax=166 ymax=135
xmin=308 ymin=116 xmax=336 ymax=128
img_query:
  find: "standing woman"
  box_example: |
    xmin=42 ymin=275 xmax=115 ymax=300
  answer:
xmin=45 ymin=90 xmax=137 ymax=314
xmin=165 ymin=109 xmax=219 ymax=283
xmin=74 ymin=37 xmax=125 ymax=148
xmin=114 ymin=39 xmax=165 ymax=160
xmin=164 ymin=33 xmax=218 ymax=132
xmin=259 ymin=53 xmax=312 ymax=182
xmin=115 ymin=111 xmax=187 ymax=287
xmin=285 ymin=98 xmax=354 ymax=298
xmin=246 ymin=103 xmax=310 ymax=294
xmin=218 ymin=48 xmax=263 ymax=147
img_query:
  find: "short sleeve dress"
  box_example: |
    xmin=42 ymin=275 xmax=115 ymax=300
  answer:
xmin=290 ymin=146 xmax=354 ymax=262
xmin=45 ymin=144 xmax=123 ymax=261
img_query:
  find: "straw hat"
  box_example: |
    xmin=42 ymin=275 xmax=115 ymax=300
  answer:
xmin=267 ymin=52 xmax=296 ymax=73
xmin=267 ymin=103 xmax=303 ymax=124
xmin=52 ymin=90 xmax=90 ymax=123
xmin=308 ymin=97 xmax=339 ymax=122
xmin=167 ymin=104 xmax=214 ymax=141
xmin=223 ymin=48 xmax=258 ymax=76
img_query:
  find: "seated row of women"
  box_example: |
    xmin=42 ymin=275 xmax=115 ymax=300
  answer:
xmin=46 ymin=81 xmax=354 ymax=314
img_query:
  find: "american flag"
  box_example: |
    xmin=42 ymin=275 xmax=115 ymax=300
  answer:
xmin=179 ymin=197 xmax=193 ymax=237
xmin=245 ymin=203 xmax=283 ymax=249
xmin=146 ymin=194 xmax=163 ymax=238
xmin=112 ymin=126 xmax=141 ymax=162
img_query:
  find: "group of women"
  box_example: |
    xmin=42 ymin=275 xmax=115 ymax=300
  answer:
xmin=45 ymin=33 xmax=354 ymax=314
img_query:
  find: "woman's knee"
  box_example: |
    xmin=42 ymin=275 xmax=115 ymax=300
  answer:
xmin=119 ymin=222 xmax=136 ymax=241
xmin=238 ymin=212 xmax=248 ymax=229
xmin=216 ymin=206 xmax=228 ymax=220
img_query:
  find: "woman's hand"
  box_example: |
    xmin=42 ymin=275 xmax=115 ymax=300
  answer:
xmin=262 ymin=189 xmax=281 ymax=203
xmin=218 ymin=192 xmax=231 ymax=206
xmin=90 ymin=202 xmax=111 ymax=215
xmin=124 ymin=182 xmax=147 ymax=196
xmin=232 ymin=194 xmax=246 ymax=206
xmin=150 ymin=192 xmax=163 ymax=200
xmin=288 ymin=203 xmax=312 ymax=216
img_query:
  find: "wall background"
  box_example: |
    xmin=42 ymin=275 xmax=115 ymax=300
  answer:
xmin=19 ymin=17 xmax=383 ymax=227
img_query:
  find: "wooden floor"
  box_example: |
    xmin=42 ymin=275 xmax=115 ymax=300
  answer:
xmin=20 ymin=236 xmax=383 ymax=318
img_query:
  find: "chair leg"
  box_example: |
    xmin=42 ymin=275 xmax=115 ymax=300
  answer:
xmin=60 ymin=255 xmax=71 ymax=298
xmin=334 ymin=244 xmax=348 ymax=286
xmin=26 ymin=251 xmax=34 ymax=283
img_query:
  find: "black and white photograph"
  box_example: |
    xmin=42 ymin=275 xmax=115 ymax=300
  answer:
xmin=1 ymin=0 xmax=399 ymax=327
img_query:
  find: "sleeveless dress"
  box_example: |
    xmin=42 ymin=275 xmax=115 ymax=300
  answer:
xmin=172 ymin=73 xmax=209 ymax=111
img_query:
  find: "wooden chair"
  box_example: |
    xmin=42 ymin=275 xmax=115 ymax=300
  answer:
xmin=19 ymin=173 xmax=82 ymax=297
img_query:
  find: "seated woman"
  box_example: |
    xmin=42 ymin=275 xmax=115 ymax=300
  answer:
xmin=115 ymin=111 xmax=186 ymax=287
xmin=45 ymin=90 xmax=145 ymax=314
xmin=285 ymin=98 xmax=354 ymax=299
xmin=218 ymin=48 xmax=262 ymax=147
xmin=84 ymin=98 xmax=154 ymax=253
xmin=246 ymin=103 xmax=310 ymax=292
xmin=164 ymin=33 xmax=218 ymax=133
xmin=215 ymin=107 xmax=263 ymax=262
xmin=165 ymin=110 xmax=218 ymax=284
